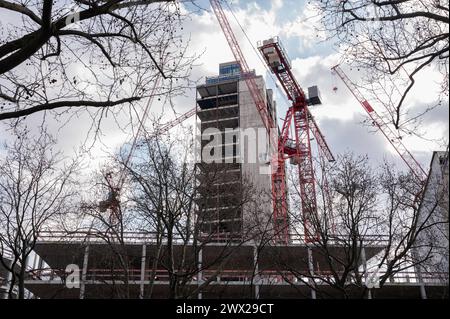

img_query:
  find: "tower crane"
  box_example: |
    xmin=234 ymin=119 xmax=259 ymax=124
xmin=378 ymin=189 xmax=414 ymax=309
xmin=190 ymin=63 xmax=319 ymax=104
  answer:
xmin=100 ymin=97 xmax=207 ymax=224
xmin=210 ymin=0 xmax=335 ymax=243
xmin=100 ymin=106 xmax=195 ymax=224
xmin=258 ymin=38 xmax=335 ymax=243
xmin=98 ymin=76 xmax=162 ymax=224
xmin=332 ymin=65 xmax=428 ymax=183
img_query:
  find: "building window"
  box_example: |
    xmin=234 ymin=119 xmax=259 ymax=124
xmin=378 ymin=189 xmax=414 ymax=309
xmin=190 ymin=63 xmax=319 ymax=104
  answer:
xmin=220 ymin=64 xmax=241 ymax=76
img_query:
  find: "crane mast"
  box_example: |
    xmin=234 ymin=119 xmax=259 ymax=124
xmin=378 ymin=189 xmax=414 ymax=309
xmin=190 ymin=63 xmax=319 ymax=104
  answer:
xmin=332 ymin=65 xmax=428 ymax=183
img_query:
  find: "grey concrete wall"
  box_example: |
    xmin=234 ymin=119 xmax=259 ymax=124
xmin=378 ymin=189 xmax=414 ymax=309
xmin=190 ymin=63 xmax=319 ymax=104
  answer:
xmin=416 ymin=151 xmax=449 ymax=280
xmin=239 ymin=76 xmax=274 ymax=237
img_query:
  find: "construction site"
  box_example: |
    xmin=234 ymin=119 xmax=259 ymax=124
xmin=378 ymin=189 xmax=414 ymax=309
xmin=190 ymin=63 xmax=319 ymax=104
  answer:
xmin=0 ymin=0 xmax=449 ymax=300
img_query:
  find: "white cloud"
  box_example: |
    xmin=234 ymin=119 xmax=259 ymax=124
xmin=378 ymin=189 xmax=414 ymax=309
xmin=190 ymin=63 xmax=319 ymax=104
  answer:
xmin=1 ymin=0 xmax=447 ymax=176
xmin=280 ymin=2 xmax=326 ymax=50
xmin=271 ymin=0 xmax=284 ymax=10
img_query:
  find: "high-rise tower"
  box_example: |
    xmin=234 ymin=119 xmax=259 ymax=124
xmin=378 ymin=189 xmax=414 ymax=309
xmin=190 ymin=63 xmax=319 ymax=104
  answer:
xmin=196 ymin=62 xmax=277 ymax=240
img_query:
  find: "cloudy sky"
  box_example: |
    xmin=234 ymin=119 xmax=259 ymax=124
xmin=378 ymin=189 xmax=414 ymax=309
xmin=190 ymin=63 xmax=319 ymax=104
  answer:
xmin=1 ymin=0 xmax=448 ymax=175
xmin=177 ymin=0 xmax=449 ymax=171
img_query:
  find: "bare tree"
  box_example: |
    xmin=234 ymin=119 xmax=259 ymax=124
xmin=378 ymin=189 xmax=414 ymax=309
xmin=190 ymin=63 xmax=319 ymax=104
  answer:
xmin=0 ymin=0 xmax=199 ymax=134
xmin=276 ymin=153 xmax=448 ymax=298
xmin=0 ymin=127 xmax=79 ymax=299
xmin=120 ymin=130 xmax=269 ymax=298
xmin=61 ymin=125 xmax=270 ymax=299
xmin=316 ymin=0 xmax=449 ymax=132
xmin=380 ymin=157 xmax=449 ymax=292
xmin=73 ymin=167 xmax=133 ymax=298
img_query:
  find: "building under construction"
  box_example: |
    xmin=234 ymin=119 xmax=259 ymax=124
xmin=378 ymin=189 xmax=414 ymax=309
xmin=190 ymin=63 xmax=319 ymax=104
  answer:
xmin=196 ymin=62 xmax=276 ymax=240
xmin=0 ymin=0 xmax=448 ymax=300
xmin=3 ymin=61 xmax=447 ymax=299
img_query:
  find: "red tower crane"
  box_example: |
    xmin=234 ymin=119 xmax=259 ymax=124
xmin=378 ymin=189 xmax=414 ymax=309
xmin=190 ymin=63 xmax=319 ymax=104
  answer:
xmin=210 ymin=0 xmax=335 ymax=243
xmin=98 ymin=76 xmax=162 ymax=223
xmin=332 ymin=65 xmax=428 ymax=183
xmin=258 ymin=38 xmax=335 ymax=243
